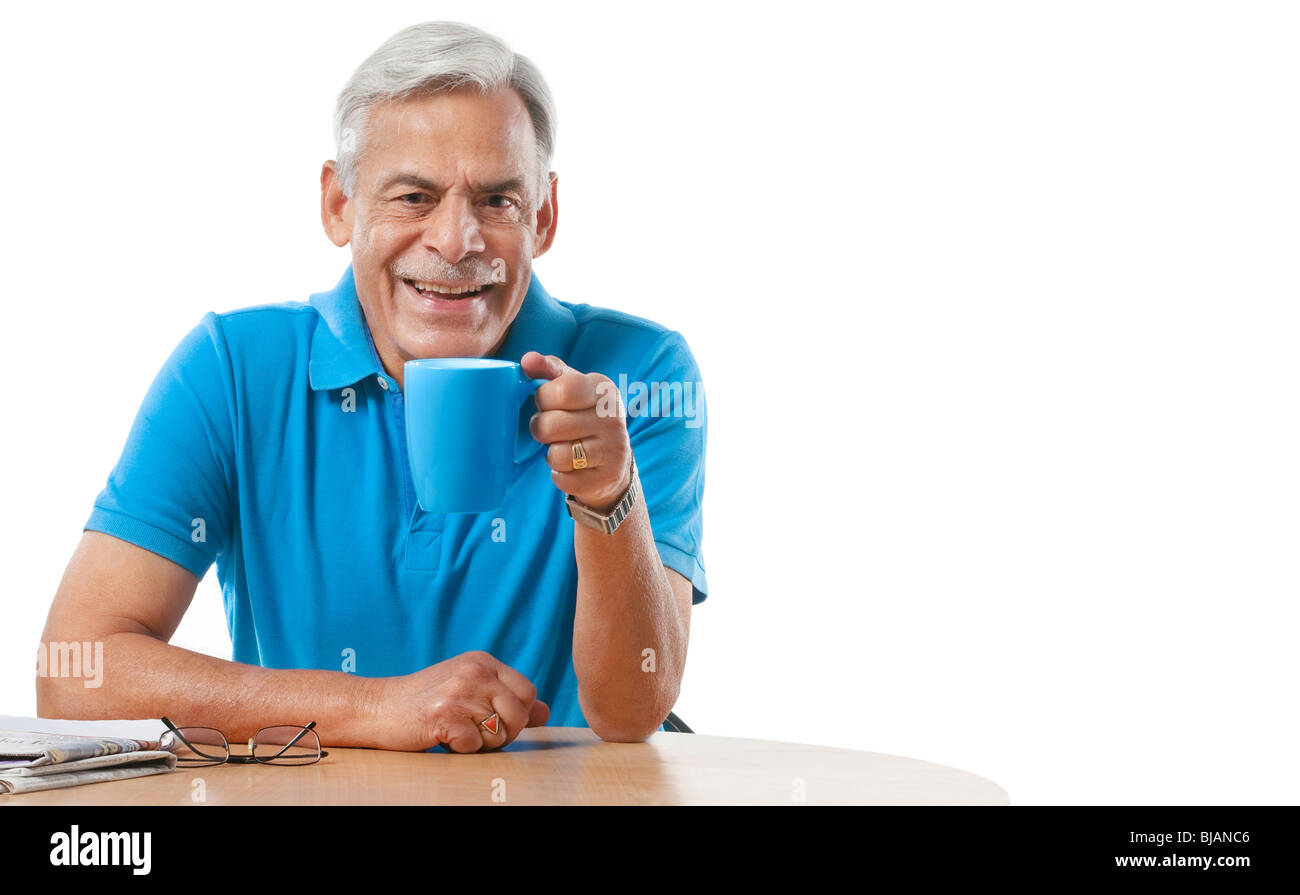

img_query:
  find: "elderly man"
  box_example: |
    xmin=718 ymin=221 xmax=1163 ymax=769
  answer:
xmin=37 ymin=22 xmax=706 ymax=751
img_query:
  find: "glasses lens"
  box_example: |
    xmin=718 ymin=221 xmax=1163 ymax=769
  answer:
xmin=160 ymin=727 xmax=229 ymax=765
xmin=252 ymin=726 xmax=321 ymax=765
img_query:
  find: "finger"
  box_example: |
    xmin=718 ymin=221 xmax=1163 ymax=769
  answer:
xmin=530 ymin=407 xmax=601 ymax=444
xmin=526 ymin=700 xmax=550 ymax=728
xmin=440 ymin=711 xmax=491 ymax=754
xmin=546 ymin=434 xmax=609 ymax=472
xmin=439 ymin=685 xmax=525 ymax=753
xmin=492 ymin=659 xmax=542 ymax=708
xmin=520 ymin=351 xmax=576 ymax=382
xmin=481 ymin=692 xmax=530 ymax=750
xmin=550 ymin=467 xmax=625 ymax=503
xmin=534 ymin=372 xmax=603 ymax=412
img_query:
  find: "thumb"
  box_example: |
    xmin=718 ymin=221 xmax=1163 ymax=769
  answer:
xmin=526 ymin=699 xmax=551 ymax=727
xmin=521 ymin=350 xmax=571 ymax=381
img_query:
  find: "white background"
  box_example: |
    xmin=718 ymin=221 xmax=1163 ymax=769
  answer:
xmin=1 ymin=1 xmax=1296 ymax=805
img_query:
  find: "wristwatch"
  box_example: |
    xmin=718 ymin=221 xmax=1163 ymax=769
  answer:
xmin=565 ymin=460 xmax=640 ymax=534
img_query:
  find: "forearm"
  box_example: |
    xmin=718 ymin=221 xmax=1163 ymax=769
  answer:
xmin=35 ymin=631 xmax=385 ymax=747
xmin=571 ymin=497 xmax=688 ymax=741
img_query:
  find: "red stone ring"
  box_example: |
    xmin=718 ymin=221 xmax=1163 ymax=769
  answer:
xmin=480 ymin=713 xmax=502 ymax=737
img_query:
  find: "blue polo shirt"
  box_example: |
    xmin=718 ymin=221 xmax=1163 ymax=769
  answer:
xmin=84 ymin=264 xmax=707 ymax=730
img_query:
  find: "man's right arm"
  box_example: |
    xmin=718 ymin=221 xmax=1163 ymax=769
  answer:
xmin=37 ymin=531 xmax=547 ymax=752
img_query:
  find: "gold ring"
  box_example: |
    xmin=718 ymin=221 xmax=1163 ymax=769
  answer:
xmin=571 ymin=440 xmax=589 ymax=470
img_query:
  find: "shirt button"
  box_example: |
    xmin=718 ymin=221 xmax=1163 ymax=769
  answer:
xmin=377 ymin=377 xmax=389 ymax=390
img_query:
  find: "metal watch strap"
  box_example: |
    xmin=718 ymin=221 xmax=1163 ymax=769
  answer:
xmin=565 ymin=461 xmax=640 ymax=534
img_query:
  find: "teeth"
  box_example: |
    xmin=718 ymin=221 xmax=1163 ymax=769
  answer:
xmin=408 ymin=279 xmax=483 ymax=296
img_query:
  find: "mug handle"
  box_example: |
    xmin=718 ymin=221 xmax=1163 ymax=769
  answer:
xmin=518 ymin=374 xmax=549 ymax=404
xmin=514 ymin=373 xmax=550 ymax=466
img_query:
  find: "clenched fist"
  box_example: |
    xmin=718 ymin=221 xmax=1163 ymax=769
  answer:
xmin=373 ymin=651 xmax=550 ymax=752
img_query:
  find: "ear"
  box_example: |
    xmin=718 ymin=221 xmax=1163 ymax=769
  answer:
xmin=532 ymin=172 xmax=559 ymax=259
xmin=321 ymin=160 xmax=353 ymax=248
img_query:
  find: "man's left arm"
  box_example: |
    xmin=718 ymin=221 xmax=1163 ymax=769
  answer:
xmin=524 ymin=346 xmax=702 ymax=741
xmin=572 ymin=509 xmax=693 ymax=741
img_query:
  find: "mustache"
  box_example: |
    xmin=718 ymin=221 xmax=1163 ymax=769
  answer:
xmin=391 ymin=257 xmax=497 ymax=285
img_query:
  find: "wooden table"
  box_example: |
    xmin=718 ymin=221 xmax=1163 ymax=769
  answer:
xmin=2 ymin=727 xmax=1008 ymax=805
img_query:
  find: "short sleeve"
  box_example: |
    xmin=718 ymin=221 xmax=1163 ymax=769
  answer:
xmin=625 ymin=330 xmax=708 ymax=604
xmin=84 ymin=312 xmax=238 ymax=579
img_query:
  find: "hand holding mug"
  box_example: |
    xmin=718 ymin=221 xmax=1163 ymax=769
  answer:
xmin=522 ymin=351 xmax=633 ymax=512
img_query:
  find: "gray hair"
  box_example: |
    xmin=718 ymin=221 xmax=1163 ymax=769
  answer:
xmin=333 ymin=22 xmax=556 ymax=206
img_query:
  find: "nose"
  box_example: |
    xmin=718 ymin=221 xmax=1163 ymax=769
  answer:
xmin=421 ymin=193 xmax=486 ymax=264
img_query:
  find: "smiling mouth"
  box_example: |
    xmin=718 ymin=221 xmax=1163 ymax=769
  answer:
xmin=403 ymin=278 xmax=492 ymax=300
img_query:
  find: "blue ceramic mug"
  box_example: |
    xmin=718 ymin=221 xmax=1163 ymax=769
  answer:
xmin=403 ymin=358 xmax=549 ymax=514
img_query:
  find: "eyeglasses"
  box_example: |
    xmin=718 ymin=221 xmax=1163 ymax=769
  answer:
xmin=159 ymin=716 xmax=328 ymax=766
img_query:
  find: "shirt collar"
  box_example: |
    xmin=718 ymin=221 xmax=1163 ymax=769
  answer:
xmin=309 ymin=265 xmax=384 ymax=391
xmin=308 ymin=263 xmax=577 ymax=392
xmin=489 ymin=267 xmax=578 ymax=365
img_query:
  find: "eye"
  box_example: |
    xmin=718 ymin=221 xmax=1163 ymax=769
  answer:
xmin=399 ymin=193 xmax=428 ymax=205
xmin=485 ymin=195 xmax=516 ymax=209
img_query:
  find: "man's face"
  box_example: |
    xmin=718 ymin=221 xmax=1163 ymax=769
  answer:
xmin=322 ymin=87 xmax=556 ymax=377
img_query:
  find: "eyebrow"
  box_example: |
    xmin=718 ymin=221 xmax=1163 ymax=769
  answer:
xmin=377 ymin=172 xmax=530 ymax=196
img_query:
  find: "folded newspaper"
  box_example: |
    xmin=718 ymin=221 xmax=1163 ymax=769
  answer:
xmin=0 ymin=716 xmax=175 ymax=794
